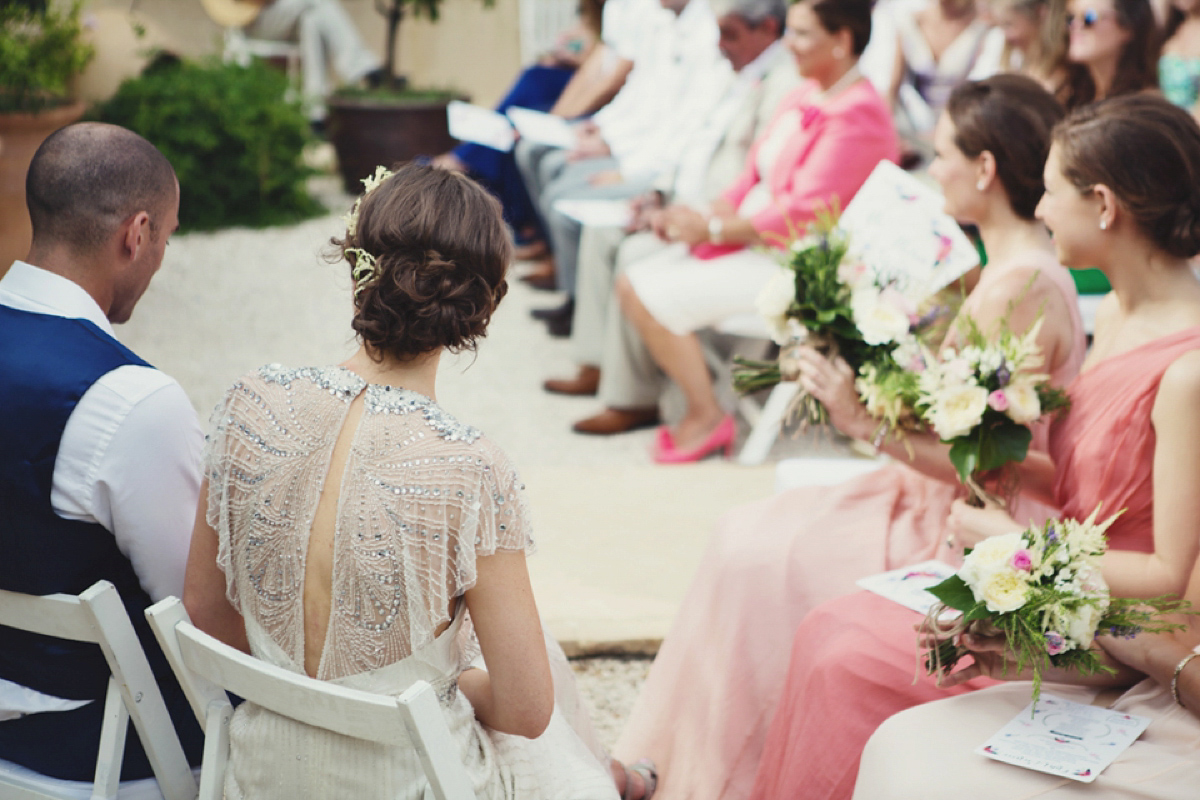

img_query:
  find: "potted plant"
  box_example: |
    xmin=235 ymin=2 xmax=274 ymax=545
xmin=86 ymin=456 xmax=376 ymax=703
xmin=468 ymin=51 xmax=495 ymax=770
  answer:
xmin=327 ymin=0 xmax=475 ymax=193
xmin=0 ymin=0 xmax=94 ymax=274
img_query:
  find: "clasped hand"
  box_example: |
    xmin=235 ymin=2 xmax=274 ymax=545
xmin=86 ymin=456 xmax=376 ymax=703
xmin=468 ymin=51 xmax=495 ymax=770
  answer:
xmin=792 ymin=346 xmax=873 ymax=440
xmin=650 ymin=205 xmax=707 ymax=245
xmin=945 ymin=499 xmax=1023 ymax=550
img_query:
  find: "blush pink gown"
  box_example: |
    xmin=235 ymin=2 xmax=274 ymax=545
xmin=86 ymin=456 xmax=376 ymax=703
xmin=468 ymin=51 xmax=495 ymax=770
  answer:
xmin=612 ymin=256 xmax=1085 ymax=800
xmin=747 ymin=325 xmax=1200 ymax=800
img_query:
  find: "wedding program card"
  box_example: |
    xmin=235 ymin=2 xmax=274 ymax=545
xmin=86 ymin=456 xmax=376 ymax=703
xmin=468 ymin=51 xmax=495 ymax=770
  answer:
xmin=977 ymin=694 xmax=1151 ymax=782
xmin=838 ymin=160 xmax=980 ymax=300
xmin=447 ymin=101 xmax=516 ymax=152
xmin=855 ymin=560 xmax=957 ymax=615
xmin=506 ymin=108 xmax=576 ymax=149
xmin=552 ymin=198 xmax=631 ymax=228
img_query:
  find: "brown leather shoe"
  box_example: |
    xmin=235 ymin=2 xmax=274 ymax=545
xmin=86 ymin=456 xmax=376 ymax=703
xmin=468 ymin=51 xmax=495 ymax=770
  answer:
xmin=572 ymin=407 xmax=661 ymax=435
xmin=544 ymin=365 xmax=600 ymax=396
xmin=514 ymin=240 xmax=549 ymax=261
xmin=519 ymin=258 xmax=558 ymax=291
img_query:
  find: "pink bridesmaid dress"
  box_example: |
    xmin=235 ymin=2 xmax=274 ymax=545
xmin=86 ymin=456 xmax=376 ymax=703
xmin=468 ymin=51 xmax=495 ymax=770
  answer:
xmin=612 ymin=255 xmax=1085 ymax=800
xmin=748 ymin=325 xmax=1200 ymax=800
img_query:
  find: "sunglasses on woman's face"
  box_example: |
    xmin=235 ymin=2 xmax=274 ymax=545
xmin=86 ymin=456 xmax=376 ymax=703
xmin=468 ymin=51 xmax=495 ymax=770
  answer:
xmin=1066 ymin=8 xmax=1105 ymax=27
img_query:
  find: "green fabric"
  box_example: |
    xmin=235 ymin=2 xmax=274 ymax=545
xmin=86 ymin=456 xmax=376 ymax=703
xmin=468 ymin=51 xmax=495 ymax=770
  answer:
xmin=1071 ymin=268 xmax=1111 ymax=295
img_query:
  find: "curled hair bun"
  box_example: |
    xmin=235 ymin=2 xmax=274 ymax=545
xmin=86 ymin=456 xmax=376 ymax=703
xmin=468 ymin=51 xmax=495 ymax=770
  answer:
xmin=1055 ymin=95 xmax=1200 ymax=260
xmin=334 ymin=164 xmax=512 ymax=362
xmin=1170 ymin=200 xmax=1200 ymax=259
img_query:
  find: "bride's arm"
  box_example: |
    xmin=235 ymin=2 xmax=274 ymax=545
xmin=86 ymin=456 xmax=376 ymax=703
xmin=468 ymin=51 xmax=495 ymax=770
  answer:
xmin=1101 ymin=350 xmax=1200 ymax=597
xmin=183 ymin=479 xmax=250 ymax=654
xmin=460 ymin=550 xmax=554 ymax=739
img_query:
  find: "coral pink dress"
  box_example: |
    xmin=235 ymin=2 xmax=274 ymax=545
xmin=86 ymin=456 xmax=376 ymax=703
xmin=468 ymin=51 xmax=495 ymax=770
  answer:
xmin=611 ymin=255 xmax=1085 ymax=800
xmin=748 ymin=326 xmax=1200 ymax=800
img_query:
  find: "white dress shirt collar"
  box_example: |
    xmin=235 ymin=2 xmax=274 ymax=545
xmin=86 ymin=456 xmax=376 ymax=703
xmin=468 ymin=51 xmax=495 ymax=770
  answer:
xmin=0 ymin=260 xmax=115 ymax=337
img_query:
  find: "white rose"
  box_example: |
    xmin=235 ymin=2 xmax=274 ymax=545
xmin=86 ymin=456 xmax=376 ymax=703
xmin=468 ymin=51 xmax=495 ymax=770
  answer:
xmin=852 ymin=288 xmax=911 ymax=346
xmin=960 ymin=532 xmax=1027 ymax=590
xmin=977 ymin=568 xmax=1030 ymax=613
xmin=1004 ymin=379 xmax=1042 ymax=424
xmin=928 ymin=384 xmax=989 ymax=439
xmin=756 ymin=269 xmax=796 ymax=345
xmin=1057 ymin=600 xmax=1107 ymax=648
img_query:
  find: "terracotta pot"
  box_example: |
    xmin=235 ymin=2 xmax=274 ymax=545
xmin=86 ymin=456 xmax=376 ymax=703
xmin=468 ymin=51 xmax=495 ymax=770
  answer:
xmin=327 ymin=96 xmax=460 ymax=194
xmin=0 ymin=101 xmax=87 ymax=278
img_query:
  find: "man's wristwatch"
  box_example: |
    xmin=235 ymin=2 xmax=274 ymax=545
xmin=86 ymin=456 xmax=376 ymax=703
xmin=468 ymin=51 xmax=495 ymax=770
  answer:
xmin=708 ymin=215 xmax=725 ymax=245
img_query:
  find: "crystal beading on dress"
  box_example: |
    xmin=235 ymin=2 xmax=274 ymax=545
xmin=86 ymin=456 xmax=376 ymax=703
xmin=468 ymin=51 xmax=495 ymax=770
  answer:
xmin=204 ymin=364 xmax=532 ymax=682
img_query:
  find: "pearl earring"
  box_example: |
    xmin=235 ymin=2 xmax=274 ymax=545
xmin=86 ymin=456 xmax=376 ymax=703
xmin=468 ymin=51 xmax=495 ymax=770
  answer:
xmin=976 ymin=180 xmax=986 ymax=191
xmin=1099 ymin=220 xmax=1108 ymax=230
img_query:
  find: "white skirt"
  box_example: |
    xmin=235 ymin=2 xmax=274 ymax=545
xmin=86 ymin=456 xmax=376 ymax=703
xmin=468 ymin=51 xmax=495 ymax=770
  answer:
xmin=624 ymin=243 xmax=782 ymax=336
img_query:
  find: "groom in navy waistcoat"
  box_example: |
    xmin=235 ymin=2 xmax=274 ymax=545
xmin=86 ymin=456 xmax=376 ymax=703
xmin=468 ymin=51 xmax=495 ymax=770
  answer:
xmin=0 ymin=123 xmax=204 ymax=781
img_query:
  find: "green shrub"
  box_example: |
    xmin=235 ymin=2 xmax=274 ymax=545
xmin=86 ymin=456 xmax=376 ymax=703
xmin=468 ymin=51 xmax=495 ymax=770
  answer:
xmin=99 ymin=58 xmax=323 ymax=232
xmin=0 ymin=0 xmax=95 ymax=113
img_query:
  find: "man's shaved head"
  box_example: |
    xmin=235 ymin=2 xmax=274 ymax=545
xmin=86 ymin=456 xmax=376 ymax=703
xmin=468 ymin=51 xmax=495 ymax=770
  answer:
xmin=26 ymin=122 xmax=177 ymax=253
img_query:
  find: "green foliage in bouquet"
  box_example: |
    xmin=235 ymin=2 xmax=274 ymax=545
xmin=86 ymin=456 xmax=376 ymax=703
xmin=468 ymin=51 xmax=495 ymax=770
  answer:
xmin=733 ymin=208 xmax=892 ymax=396
xmin=923 ymin=512 xmax=1191 ymax=703
xmin=98 ymin=57 xmax=323 ymax=232
xmin=0 ymin=0 xmax=94 ymax=113
xmin=917 ymin=314 xmax=1070 ymax=501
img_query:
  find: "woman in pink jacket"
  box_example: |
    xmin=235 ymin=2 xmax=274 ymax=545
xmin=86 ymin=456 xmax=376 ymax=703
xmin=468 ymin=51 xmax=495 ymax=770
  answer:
xmin=613 ymin=0 xmax=899 ymax=462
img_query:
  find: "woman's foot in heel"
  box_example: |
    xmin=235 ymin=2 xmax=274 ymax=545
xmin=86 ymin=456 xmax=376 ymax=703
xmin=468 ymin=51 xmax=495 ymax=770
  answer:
xmin=653 ymin=413 xmax=735 ymax=463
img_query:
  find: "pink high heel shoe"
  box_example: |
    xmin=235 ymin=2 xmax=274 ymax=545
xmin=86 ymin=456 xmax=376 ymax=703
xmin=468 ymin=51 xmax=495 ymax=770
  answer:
xmin=653 ymin=414 xmax=735 ymax=464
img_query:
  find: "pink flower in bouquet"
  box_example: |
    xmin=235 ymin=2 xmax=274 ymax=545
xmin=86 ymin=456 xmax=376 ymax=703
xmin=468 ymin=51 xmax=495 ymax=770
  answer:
xmin=1044 ymin=631 xmax=1067 ymax=656
xmin=1011 ymin=549 xmax=1033 ymax=571
xmin=988 ymin=389 xmax=1009 ymax=412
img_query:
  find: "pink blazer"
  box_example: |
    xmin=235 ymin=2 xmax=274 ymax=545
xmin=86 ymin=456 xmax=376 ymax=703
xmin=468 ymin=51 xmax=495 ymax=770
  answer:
xmin=693 ymin=77 xmax=899 ymax=260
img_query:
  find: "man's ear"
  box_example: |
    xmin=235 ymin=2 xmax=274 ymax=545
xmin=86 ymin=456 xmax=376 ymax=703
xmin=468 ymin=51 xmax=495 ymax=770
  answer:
xmin=120 ymin=211 xmax=152 ymax=261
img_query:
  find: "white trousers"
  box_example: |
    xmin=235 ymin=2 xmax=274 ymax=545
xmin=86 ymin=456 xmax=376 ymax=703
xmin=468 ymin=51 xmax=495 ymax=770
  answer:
xmin=249 ymin=0 xmax=380 ymax=119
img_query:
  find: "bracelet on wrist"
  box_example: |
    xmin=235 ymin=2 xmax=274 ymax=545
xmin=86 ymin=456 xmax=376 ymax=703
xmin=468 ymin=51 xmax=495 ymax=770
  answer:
xmin=707 ymin=215 xmax=725 ymax=245
xmin=1171 ymin=650 xmax=1200 ymax=707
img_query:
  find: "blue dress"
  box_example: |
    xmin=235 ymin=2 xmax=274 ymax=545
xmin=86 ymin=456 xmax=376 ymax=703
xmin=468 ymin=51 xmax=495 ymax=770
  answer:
xmin=453 ymin=65 xmax=574 ymax=240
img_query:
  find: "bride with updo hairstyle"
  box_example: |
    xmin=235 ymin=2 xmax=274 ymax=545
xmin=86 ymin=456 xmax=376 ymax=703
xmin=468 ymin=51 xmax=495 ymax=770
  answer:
xmin=183 ymin=164 xmax=645 ymax=800
xmin=342 ymin=165 xmax=511 ymax=363
xmin=851 ymin=93 xmax=1200 ymax=800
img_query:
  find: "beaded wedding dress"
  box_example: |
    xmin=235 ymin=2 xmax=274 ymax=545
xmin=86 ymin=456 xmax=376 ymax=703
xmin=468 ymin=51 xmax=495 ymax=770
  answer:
xmin=204 ymin=364 xmax=618 ymax=800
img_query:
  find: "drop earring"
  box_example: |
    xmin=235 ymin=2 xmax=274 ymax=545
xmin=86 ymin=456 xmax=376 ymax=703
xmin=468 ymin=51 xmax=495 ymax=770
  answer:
xmin=976 ymin=179 xmax=986 ymax=191
xmin=1099 ymin=220 xmax=1108 ymax=230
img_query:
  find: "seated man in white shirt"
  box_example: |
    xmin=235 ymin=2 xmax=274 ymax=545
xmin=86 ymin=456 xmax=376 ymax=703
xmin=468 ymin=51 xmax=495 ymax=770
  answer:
xmin=0 ymin=123 xmax=204 ymax=786
xmin=246 ymin=0 xmax=383 ymax=124
xmin=540 ymin=0 xmax=796 ymax=432
xmin=514 ymin=0 xmax=723 ymax=303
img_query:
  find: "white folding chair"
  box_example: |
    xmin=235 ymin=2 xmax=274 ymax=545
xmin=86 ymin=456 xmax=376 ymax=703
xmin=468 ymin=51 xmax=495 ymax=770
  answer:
xmin=0 ymin=581 xmax=198 ymax=800
xmin=145 ymin=598 xmax=478 ymax=800
xmin=222 ymin=28 xmax=303 ymax=101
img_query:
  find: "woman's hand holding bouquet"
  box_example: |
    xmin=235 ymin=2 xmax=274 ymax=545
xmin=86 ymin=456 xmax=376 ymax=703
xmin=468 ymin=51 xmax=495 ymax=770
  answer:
xmin=921 ymin=508 xmax=1190 ymax=703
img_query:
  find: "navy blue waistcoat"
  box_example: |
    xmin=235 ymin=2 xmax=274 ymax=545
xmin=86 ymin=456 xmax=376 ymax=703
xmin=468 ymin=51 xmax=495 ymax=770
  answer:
xmin=0 ymin=305 xmax=202 ymax=781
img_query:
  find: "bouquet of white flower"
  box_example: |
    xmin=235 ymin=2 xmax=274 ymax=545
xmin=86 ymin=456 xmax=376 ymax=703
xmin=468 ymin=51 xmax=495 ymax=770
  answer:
xmin=915 ymin=315 xmax=1069 ymax=505
xmin=923 ymin=508 xmax=1189 ymax=703
xmin=734 ymin=209 xmax=941 ymax=427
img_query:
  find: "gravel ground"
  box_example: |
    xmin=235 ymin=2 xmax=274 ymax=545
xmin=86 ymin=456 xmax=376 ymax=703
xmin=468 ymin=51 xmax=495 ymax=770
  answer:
xmin=569 ymin=657 xmax=653 ymax=751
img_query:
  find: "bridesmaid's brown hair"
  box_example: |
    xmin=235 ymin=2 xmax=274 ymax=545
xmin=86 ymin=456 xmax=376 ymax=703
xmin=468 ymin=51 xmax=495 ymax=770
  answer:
xmin=947 ymin=75 xmax=1065 ymax=221
xmin=1054 ymin=94 xmax=1200 ymax=259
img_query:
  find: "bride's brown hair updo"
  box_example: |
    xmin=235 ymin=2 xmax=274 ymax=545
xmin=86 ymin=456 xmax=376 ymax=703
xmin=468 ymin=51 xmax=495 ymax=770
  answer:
xmin=1053 ymin=94 xmax=1200 ymax=259
xmin=336 ymin=164 xmax=512 ymax=362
